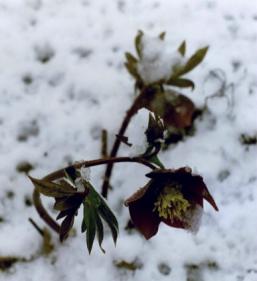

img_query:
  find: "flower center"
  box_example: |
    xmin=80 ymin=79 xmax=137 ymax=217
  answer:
xmin=153 ymin=185 xmax=190 ymax=220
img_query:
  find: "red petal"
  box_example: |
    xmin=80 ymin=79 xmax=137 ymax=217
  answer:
xmin=202 ymin=186 xmax=219 ymax=211
xmin=127 ymin=199 xmax=161 ymax=239
xmin=124 ymin=185 xmax=149 ymax=206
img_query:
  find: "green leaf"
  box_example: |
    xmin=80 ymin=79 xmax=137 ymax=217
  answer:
xmin=81 ymin=217 xmax=87 ymax=233
xmin=178 ymin=40 xmax=186 ymax=56
xmin=95 ymin=212 xmax=105 ymax=253
xmin=84 ymin=203 xmax=96 ymax=254
xmin=167 ymin=78 xmax=195 ymax=90
xmin=29 ymin=176 xmax=77 ymax=198
xmin=98 ymin=203 xmax=119 ymax=244
xmin=173 ymin=46 xmax=209 ymax=77
xmin=135 ymin=30 xmax=143 ymax=59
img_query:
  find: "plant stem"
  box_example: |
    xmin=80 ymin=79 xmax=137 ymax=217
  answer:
xmin=101 ymin=88 xmax=151 ymax=198
xmin=32 ymin=156 xmax=156 ymax=234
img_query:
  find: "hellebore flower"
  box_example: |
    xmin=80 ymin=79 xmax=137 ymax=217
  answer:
xmin=125 ymin=167 xmax=218 ymax=239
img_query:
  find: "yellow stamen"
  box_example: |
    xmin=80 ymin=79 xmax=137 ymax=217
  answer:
xmin=153 ymin=185 xmax=190 ymax=220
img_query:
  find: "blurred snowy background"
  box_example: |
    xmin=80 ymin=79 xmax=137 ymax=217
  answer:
xmin=0 ymin=0 xmax=257 ymax=280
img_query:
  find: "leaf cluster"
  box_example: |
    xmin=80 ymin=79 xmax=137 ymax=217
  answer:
xmin=30 ymin=166 xmax=119 ymax=253
xmin=82 ymin=181 xmax=118 ymax=253
xmin=125 ymin=31 xmax=208 ymax=90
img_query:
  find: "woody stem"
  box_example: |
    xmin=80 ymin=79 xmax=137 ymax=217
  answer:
xmin=101 ymin=87 xmax=156 ymax=198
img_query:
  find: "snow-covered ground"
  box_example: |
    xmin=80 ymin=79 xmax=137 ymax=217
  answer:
xmin=0 ymin=0 xmax=257 ymax=280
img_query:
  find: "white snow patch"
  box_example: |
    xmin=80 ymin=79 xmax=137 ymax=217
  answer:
xmin=137 ymin=34 xmax=184 ymax=84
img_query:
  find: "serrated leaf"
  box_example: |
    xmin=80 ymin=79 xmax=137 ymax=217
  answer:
xmin=173 ymin=46 xmax=209 ymax=77
xmin=84 ymin=203 xmax=96 ymax=254
xmin=135 ymin=30 xmax=143 ymax=59
xmin=167 ymin=78 xmax=195 ymax=90
xmin=95 ymin=212 xmax=105 ymax=253
xmin=29 ymin=176 xmax=77 ymax=198
xmin=178 ymin=40 xmax=186 ymax=56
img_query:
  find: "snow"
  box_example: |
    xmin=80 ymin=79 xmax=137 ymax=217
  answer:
xmin=137 ymin=34 xmax=184 ymax=84
xmin=0 ymin=0 xmax=257 ymax=280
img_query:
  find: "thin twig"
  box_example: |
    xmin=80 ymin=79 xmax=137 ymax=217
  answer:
xmin=101 ymin=87 xmax=154 ymax=198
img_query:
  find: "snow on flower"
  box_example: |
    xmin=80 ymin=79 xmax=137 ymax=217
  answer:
xmin=137 ymin=34 xmax=184 ymax=84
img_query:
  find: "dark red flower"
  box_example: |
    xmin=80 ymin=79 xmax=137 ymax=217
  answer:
xmin=125 ymin=167 xmax=218 ymax=239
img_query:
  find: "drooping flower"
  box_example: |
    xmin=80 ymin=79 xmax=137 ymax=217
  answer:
xmin=125 ymin=167 xmax=218 ymax=239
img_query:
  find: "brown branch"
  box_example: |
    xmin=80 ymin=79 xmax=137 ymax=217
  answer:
xmin=101 ymin=88 xmax=154 ymax=198
xmin=32 ymin=156 xmax=156 ymax=234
